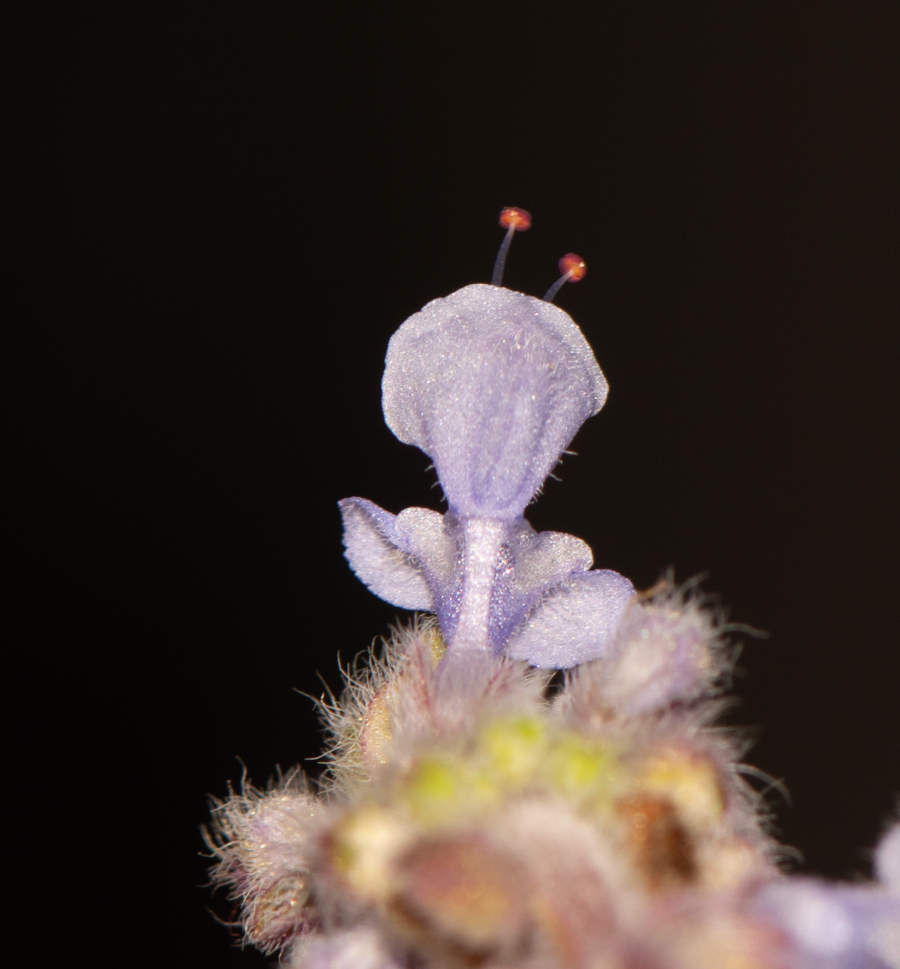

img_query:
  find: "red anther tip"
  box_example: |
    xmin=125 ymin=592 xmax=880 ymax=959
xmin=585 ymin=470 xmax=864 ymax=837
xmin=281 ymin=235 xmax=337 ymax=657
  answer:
xmin=499 ymin=207 xmax=532 ymax=231
xmin=559 ymin=253 xmax=587 ymax=281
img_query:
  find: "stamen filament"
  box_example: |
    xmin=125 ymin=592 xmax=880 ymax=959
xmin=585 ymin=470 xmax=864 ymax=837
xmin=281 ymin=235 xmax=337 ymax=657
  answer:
xmin=543 ymin=270 xmax=574 ymax=303
xmin=491 ymin=207 xmax=532 ymax=286
xmin=491 ymin=224 xmax=517 ymax=286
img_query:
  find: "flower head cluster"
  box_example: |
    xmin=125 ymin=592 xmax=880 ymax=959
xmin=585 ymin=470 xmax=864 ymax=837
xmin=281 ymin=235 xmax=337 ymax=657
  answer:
xmin=208 ymin=232 xmax=899 ymax=968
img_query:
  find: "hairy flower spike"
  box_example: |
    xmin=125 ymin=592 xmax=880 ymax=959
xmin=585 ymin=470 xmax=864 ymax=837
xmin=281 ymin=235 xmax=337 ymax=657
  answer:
xmin=209 ymin=210 xmax=899 ymax=969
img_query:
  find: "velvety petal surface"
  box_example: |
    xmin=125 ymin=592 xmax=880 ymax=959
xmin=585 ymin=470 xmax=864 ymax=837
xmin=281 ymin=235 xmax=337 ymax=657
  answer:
xmin=488 ymin=518 xmax=595 ymax=648
xmin=382 ymin=284 xmax=607 ymax=518
xmin=338 ymin=498 xmax=433 ymax=610
xmin=394 ymin=506 xmax=462 ymax=636
xmin=340 ymin=498 xmax=633 ymax=667
xmin=505 ymin=569 xmax=636 ymax=668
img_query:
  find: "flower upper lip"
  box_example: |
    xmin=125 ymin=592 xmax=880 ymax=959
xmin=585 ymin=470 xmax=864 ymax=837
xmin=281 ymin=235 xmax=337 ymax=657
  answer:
xmin=382 ymin=283 xmax=608 ymax=520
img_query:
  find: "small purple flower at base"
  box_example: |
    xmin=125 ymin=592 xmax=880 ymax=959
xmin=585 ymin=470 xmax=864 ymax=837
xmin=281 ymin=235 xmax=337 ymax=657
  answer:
xmin=340 ymin=283 xmax=634 ymax=668
xmin=750 ymin=877 xmax=900 ymax=969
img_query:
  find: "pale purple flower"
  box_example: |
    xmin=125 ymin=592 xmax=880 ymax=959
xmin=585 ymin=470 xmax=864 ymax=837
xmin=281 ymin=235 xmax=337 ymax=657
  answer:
xmin=750 ymin=876 xmax=900 ymax=968
xmin=340 ymin=283 xmax=634 ymax=667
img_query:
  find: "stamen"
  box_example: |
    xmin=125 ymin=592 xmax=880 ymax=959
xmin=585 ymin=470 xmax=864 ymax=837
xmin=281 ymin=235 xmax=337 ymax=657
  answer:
xmin=491 ymin=207 xmax=532 ymax=286
xmin=543 ymin=253 xmax=586 ymax=302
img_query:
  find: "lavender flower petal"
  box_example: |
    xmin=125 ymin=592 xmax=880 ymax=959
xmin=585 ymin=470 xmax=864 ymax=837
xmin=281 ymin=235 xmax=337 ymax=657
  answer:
xmin=340 ymin=498 xmax=630 ymax=666
xmin=505 ymin=569 xmax=636 ymax=668
xmin=338 ymin=497 xmax=433 ymax=610
xmin=382 ymin=283 xmax=607 ymax=518
xmin=488 ymin=518 xmax=595 ymax=647
xmin=394 ymin=506 xmax=462 ymax=636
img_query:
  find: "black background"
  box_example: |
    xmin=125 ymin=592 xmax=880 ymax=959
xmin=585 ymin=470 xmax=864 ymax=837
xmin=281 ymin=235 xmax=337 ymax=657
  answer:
xmin=6 ymin=4 xmax=899 ymax=966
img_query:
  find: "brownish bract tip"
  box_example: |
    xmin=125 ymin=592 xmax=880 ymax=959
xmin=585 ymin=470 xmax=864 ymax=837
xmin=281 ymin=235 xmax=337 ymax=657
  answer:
xmin=499 ymin=207 xmax=532 ymax=231
xmin=559 ymin=253 xmax=586 ymax=281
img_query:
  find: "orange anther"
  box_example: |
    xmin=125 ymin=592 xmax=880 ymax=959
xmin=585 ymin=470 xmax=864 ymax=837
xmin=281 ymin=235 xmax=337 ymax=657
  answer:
xmin=559 ymin=253 xmax=586 ymax=281
xmin=499 ymin=207 xmax=532 ymax=231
